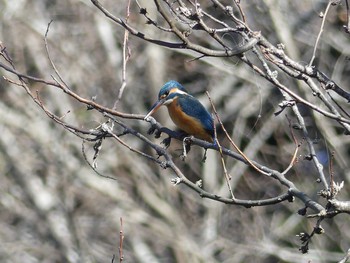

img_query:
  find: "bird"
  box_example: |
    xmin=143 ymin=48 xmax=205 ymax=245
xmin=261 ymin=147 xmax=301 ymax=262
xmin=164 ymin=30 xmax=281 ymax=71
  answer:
xmin=144 ymin=80 xmax=215 ymax=143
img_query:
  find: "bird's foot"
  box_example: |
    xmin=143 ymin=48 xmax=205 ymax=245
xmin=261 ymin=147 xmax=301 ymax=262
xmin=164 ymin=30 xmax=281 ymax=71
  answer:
xmin=161 ymin=136 xmax=171 ymax=148
xmin=147 ymin=126 xmax=163 ymax=138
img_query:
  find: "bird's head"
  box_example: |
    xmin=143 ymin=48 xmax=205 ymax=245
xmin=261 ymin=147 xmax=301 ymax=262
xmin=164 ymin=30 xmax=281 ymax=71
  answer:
xmin=144 ymin=80 xmax=188 ymax=119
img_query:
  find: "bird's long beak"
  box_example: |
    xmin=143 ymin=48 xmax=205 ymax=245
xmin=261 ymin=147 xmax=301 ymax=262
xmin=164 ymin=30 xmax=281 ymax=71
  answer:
xmin=144 ymin=99 xmax=165 ymax=120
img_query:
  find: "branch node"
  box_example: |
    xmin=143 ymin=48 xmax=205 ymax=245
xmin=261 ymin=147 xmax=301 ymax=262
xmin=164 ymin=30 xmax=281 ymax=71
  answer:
xmin=196 ymin=179 xmax=203 ymax=188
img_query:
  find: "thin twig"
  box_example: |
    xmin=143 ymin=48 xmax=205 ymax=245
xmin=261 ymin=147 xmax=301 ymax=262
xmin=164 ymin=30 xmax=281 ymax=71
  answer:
xmin=102 ymin=120 xmax=164 ymax=164
xmin=309 ymin=1 xmax=332 ymax=66
xmin=119 ymin=217 xmax=124 ymax=263
xmin=44 ymin=20 xmax=70 ymax=90
xmin=82 ymin=140 xmax=117 ymax=181
xmin=234 ymin=0 xmax=247 ymax=23
xmin=344 ymin=0 xmax=350 ymax=34
xmin=113 ymin=0 xmax=131 ymax=109
xmin=329 ymin=151 xmax=335 ymax=198
xmin=282 ymin=115 xmax=303 ymax=175
xmin=0 ymin=60 xmax=144 ymax=120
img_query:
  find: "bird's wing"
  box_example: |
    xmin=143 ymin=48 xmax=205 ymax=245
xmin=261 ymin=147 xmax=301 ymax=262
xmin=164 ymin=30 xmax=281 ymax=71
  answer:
xmin=177 ymin=95 xmax=214 ymax=135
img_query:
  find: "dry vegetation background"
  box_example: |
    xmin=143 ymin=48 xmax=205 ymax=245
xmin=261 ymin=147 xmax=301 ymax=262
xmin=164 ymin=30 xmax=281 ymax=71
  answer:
xmin=1 ymin=0 xmax=350 ymax=262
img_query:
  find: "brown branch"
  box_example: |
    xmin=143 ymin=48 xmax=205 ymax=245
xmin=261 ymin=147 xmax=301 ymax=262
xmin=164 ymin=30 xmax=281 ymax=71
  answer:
xmin=90 ymin=0 xmax=186 ymax=49
xmin=91 ymin=0 xmax=259 ymax=57
xmin=108 ymin=115 xmax=320 ymax=210
xmin=0 ymin=61 xmax=144 ymax=120
xmin=239 ymin=49 xmax=350 ymax=127
xmin=259 ymin=37 xmax=350 ymax=103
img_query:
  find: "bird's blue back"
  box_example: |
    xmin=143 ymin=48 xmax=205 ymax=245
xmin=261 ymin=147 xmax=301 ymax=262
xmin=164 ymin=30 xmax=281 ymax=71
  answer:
xmin=177 ymin=94 xmax=214 ymax=137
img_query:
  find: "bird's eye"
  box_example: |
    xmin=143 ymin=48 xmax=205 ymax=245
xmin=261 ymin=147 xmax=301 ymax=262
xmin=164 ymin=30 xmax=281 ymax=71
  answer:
xmin=160 ymin=91 xmax=169 ymax=99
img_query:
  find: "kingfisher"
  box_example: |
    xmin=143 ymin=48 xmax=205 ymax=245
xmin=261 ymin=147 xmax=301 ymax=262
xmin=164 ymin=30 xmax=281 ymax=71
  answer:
xmin=144 ymin=80 xmax=215 ymax=143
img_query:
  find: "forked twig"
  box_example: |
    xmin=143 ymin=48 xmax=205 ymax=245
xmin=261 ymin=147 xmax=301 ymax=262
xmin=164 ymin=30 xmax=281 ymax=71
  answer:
xmin=82 ymin=140 xmax=117 ymax=181
xmin=213 ymin=115 xmax=235 ymax=199
xmin=206 ymin=91 xmax=271 ymax=176
xmin=44 ymin=20 xmax=70 ymax=90
xmin=234 ymin=0 xmax=247 ymax=23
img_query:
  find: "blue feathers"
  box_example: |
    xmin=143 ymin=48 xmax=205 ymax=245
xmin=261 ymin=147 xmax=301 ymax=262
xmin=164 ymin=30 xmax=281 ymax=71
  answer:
xmin=158 ymin=80 xmax=187 ymax=99
xmin=147 ymin=80 xmax=215 ymax=142
xmin=177 ymin=95 xmax=214 ymax=137
xmin=162 ymin=80 xmax=214 ymax=140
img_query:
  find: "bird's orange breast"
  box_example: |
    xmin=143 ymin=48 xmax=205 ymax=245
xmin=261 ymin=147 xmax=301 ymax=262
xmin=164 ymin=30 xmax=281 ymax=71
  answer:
xmin=166 ymin=99 xmax=213 ymax=142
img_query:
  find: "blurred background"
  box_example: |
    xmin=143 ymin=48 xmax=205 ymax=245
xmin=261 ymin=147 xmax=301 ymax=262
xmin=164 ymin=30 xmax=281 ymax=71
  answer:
xmin=1 ymin=0 xmax=350 ymax=262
